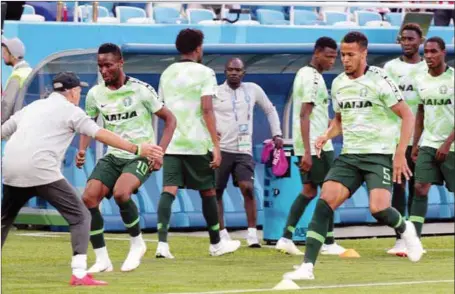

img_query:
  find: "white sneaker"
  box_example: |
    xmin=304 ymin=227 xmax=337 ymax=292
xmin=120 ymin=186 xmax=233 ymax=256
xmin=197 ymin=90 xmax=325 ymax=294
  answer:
xmin=209 ymin=240 xmax=241 ymax=256
xmin=121 ymin=237 xmax=147 ymax=272
xmin=275 ymin=238 xmax=304 ymax=255
xmin=155 ymin=242 xmax=175 ymax=259
xmin=401 ymin=221 xmax=424 ymax=262
xmin=321 ymin=243 xmax=346 ymax=255
xmin=87 ymin=259 xmax=113 ymax=273
xmin=220 ymin=229 xmax=232 ymax=242
xmin=283 ymin=262 xmax=315 ymax=280
xmin=88 ymin=247 xmax=113 ymax=273
xmin=387 ymin=239 xmax=407 ymax=256
xmin=246 ymin=228 xmax=261 ymax=248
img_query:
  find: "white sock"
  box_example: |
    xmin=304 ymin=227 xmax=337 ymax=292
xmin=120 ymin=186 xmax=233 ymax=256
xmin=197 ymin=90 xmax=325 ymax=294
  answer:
xmin=131 ymin=233 xmax=144 ymax=247
xmin=94 ymin=247 xmax=109 ymax=261
xmin=248 ymin=227 xmax=257 ymax=237
xmin=220 ymin=229 xmax=230 ymax=238
xmin=158 ymin=241 xmax=169 ymax=249
xmin=71 ymin=254 xmax=87 ymax=279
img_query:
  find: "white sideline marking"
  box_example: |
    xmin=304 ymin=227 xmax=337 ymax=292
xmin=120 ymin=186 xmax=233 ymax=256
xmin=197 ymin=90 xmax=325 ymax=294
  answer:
xmin=168 ymin=280 xmax=454 ymax=294
xmin=15 ymin=232 xmax=158 ymax=242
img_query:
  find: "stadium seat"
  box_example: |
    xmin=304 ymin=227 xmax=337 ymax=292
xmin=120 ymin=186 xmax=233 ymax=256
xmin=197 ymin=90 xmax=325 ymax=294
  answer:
xmin=77 ymin=5 xmax=110 ymax=21
xmin=22 ymin=4 xmax=35 ymax=15
xmin=293 ymin=9 xmax=322 ymax=25
xmin=365 ymin=20 xmax=392 ymax=27
xmin=198 ymin=20 xmax=224 ymax=25
xmin=256 ymin=9 xmax=290 ymax=25
xmin=20 ymin=14 xmax=45 ymax=22
xmin=96 ymin=17 xmax=120 ymax=23
xmin=187 ymin=8 xmax=216 ymax=24
xmin=293 ymin=6 xmax=317 ymax=11
xmin=232 ymin=20 xmax=260 ymax=25
xmin=153 ymin=6 xmax=186 ymax=24
xmin=224 ymin=11 xmax=253 ymax=22
xmin=355 ymin=11 xmax=382 ymax=26
xmin=323 ymin=11 xmax=349 ymax=25
xmin=257 ymin=5 xmax=285 ymax=12
xmin=115 ymin=6 xmax=148 ymax=23
xmin=385 ymin=12 xmax=403 ymax=26
xmin=333 ymin=21 xmax=358 ymax=27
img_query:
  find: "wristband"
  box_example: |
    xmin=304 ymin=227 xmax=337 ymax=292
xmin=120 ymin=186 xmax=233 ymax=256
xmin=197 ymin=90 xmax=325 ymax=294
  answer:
xmin=135 ymin=144 xmax=141 ymax=156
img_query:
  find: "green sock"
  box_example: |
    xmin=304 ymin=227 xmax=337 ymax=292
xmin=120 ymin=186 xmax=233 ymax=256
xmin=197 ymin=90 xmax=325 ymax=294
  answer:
xmin=392 ymin=183 xmax=406 ymax=239
xmin=157 ymin=192 xmax=175 ymax=242
xmin=202 ymin=196 xmax=220 ymax=245
xmin=409 ymin=195 xmax=428 ymax=238
xmin=282 ymin=194 xmax=312 ymax=239
xmin=372 ymin=207 xmax=406 ymax=234
xmin=89 ymin=207 xmax=105 ymax=249
xmin=303 ymin=199 xmax=332 ymax=265
xmin=324 ymin=213 xmax=335 ymax=245
xmin=117 ymin=198 xmax=141 ymax=237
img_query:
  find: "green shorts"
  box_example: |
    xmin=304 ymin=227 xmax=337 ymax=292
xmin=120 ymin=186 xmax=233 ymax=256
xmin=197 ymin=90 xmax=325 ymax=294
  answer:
xmin=87 ymin=154 xmax=151 ymax=197
xmin=324 ymin=153 xmax=393 ymax=195
xmin=415 ymin=146 xmax=455 ymax=192
xmin=298 ymin=150 xmax=334 ymax=186
xmin=163 ymin=153 xmax=215 ymax=191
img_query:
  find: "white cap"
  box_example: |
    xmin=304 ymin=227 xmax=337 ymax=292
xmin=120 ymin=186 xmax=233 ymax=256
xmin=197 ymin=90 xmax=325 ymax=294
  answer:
xmin=1 ymin=37 xmax=26 ymax=59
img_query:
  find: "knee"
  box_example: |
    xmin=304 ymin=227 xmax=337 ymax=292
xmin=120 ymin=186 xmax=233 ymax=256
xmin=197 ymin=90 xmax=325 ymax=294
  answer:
xmin=113 ymin=187 xmax=132 ymax=203
xmin=302 ymin=184 xmax=318 ymax=199
xmin=415 ymin=183 xmax=431 ymax=196
xmin=82 ymin=192 xmax=100 ymax=209
xmin=239 ymin=183 xmax=254 ymax=200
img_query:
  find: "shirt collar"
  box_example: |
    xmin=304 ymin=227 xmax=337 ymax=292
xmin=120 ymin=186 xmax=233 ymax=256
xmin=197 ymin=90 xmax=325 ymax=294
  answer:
xmin=13 ymin=60 xmax=27 ymax=70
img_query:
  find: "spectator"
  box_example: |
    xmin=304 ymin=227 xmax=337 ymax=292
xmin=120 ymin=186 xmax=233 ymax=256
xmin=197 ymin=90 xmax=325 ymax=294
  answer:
xmin=1 ymin=36 xmax=32 ymax=124
xmin=434 ymin=2 xmax=454 ymax=26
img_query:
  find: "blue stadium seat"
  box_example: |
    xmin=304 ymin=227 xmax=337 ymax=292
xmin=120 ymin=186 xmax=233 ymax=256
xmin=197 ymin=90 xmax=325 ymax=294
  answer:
xmin=115 ymin=6 xmax=147 ymax=23
xmin=385 ymin=12 xmax=403 ymax=26
xmin=224 ymin=11 xmax=252 ymax=22
xmin=256 ymin=9 xmax=289 ymax=25
xmin=293 ymin=10 xmax=322 ymax=25
xmin=77 ymin=5 xmax=110 ymax=21
xmin=323 ymin=11 xmax=349 ymax=25
xmin=187 ymin=8 xmax=216 ymax=24
xmin=22 ymin=4 xmax=35 ymax=15
xmin=355 ymin=11 xmax=382 ymax=26
xmin=153 ymin=6 xmax=186 ymax=24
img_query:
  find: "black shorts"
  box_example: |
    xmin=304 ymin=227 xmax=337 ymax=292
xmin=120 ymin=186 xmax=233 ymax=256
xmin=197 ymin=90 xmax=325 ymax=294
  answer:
xmin=215 ymin=151 xmax=255 ymax=190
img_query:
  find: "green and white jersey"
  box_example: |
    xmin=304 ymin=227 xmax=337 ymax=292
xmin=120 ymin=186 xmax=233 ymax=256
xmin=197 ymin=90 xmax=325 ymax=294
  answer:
xmin=384 ymin=57 xmax=428 ymax=145
xmin=332 ymin=66 xmax=404 ymax=155
xmin=85 ymin=76 xmax=163 ymax=159
xmin=415 ymin=66 xmax=454 ymax=152
xmin=159 ymin=60 xmax=217 ymax=155
xmin=292 ymin=65 xmax=333 ymax=156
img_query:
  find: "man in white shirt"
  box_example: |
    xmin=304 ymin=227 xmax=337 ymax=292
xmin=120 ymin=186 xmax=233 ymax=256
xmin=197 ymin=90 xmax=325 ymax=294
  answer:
xmin=214 ymin=57 xmax=283 ymax=247
xmin=1 ymin=72 xmax=163 ymax=286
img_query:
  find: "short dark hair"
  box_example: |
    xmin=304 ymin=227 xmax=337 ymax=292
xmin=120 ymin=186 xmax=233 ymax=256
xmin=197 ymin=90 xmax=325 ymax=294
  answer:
xmin=314 ymin=37 xmax=337 ymax=51
xmin=175 ymin=29 xmax=204 ymax=54
xmin=98 ymin=43 xmax=123 ymax=59
xmin=400 ymin=23 xmax=423 ymax=38
xmin=342 ymin=31 xmax=368 ymax=49
xmin=425 ymin=36 xmax=446 ymax=50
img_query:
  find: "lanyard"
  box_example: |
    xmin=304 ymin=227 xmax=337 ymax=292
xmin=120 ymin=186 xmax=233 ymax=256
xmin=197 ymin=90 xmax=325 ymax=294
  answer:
xmin=231 ymin=85 xmax=251 ymax=122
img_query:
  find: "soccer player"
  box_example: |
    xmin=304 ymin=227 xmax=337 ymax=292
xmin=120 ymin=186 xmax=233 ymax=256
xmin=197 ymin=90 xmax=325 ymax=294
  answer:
xmin=155 ymin=29 xmax=241 ymax=258
xmin=384 ymin=23 xmax=428 ymax=255
xmin=214 ymin=57 xmax=283 ymax=247
xmin=283 ymin=32 xmax=424 ymax=281
xmin=76 ymin=43 xmax=176 ymax=273
xmin=275 ymin=37 xmax=346 ymax=256
xmin=409 ymin=37 xmax=454 ymax=238
xmin=1 ymin=71 xmax=164 ymax=285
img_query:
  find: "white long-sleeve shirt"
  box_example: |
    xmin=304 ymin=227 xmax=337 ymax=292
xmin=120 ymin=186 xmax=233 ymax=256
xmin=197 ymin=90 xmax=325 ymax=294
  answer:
xmin=214 ymin=82 xmax=282 ymax=155
xmin=1 ymin=92 xmax=101 ymax=187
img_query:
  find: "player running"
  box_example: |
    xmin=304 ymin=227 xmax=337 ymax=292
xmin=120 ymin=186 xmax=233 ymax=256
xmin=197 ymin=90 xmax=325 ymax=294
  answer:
xmin=275 ymin=37 xmax=346 ymax=256
xmin=409 ymin=37 xmax=454 ymax=239
xmin=155 ymin=29 xmax=241 ymax=258
xmin=383 ymin=23 xmax=427 ymax=255
xmin=76 ymin=43 xmax=176 ymax=273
